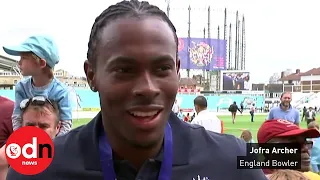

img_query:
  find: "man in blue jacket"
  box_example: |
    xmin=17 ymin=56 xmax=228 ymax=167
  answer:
xmin=7 ymin=0 xmax=266 ymax=179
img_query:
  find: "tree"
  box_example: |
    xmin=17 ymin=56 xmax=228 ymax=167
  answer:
xmin=269 ymin=73 xmax=280 ymax=84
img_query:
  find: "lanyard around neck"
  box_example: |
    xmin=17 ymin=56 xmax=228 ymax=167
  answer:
xmin=99 ymin=122 xmax=173 ymax=180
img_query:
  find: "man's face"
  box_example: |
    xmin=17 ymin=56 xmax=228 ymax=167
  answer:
xmin=22 ymin=107 xmax=60 ymax=139
xmin=84 ymin=17 xmax=180 ymax=148
xmin=280 ymin=93 xmax=291 ymax=107
xmin=269 ymin=136 xmax=312 ymax=172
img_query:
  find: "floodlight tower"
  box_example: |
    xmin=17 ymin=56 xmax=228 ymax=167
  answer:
xmin=165 ymin=0 xmax=171 ymax=17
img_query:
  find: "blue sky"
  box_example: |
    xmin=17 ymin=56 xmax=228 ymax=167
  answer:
xmin=0 ymin=0 xmax=319 ymax=83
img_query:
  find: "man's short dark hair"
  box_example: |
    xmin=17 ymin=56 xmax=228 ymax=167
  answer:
xmin=194 ymin=96 xmax=207 ymax=108
xmin=87 ymin=0 xmax=178 ymax=67
xmin=21 ymin=100 xmax=60 ymax=125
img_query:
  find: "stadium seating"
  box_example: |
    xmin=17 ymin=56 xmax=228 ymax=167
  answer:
xmin=176 ymin=94 xmax=264 ymax=110
xmin=0 ymin=89 xmax=264 ymax=111
xmin=291 ymin=92 xmax=320 ymax=109
xmin=0 ymin=89 xmax=100 ymax=110
xmin=74 ymin=89 xmax=100 ymax=109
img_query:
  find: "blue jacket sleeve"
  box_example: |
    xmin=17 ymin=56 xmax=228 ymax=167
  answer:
xmin=56 ymin=89 xmax=73 ymax=121
xmin=12 ymin=83 xmax=25 ymax=131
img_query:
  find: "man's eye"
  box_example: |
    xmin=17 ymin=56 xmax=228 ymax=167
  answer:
xmin=157 ymin=66 xmax=172 ymax=71
xmin=115 ymin=68 xmax=132 ymax=73
xmin=39 ymin=125 xmax=49 ymax=129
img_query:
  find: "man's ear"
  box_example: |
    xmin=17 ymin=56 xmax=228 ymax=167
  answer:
xmin=57 ymin=121 xmax=61 ymax=130
xmin=84 ymin=60 xmax=97 ymax=92
xmin=176 ymin=58 xmax=181 ymax=77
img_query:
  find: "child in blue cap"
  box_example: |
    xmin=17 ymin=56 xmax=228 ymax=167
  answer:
xmin=3 ymin=35 xmax=72 ymax=136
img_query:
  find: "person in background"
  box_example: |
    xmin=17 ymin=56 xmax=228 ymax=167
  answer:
xmin=0 ymin=96 xmax=14 ymax=180
xmin=177 ymin=109 xmax=184 ymax=121
xmin=0 ymin=96 xmax=14 ymax=147
xmin=19 ymin=96 xmax=61 ymax=138
xmin=257 ymin=119 xmax=320 ymax=175
xmin=0 ymin=96 xmax=61 ymax=179
xmin=250 ymin=103 xmax=255 ymax=122
xmin=240 ymin=130 xmax=254 ymax=143
xmin=3 ymin=35 xmax=72 ymax=136
xmin=243 ymin=75 xmax=250 ymax=90
xmin=304 ymin=171 xmax=320 ymax=179
xmin=190 ymin=112 xmax=196 ymax=121
xmin=267 ymin=169 xmax=309 ymax=180
xmin=172 ymin=99 xmax=179 ymax=115
xmin=228 ymin=101 xmax=242 ymax=124
xmin=266 ymin=92 xmax=300 ymax=125
xmin=302 ymin=106 xmax=307 ymax=121
xmin=0 ymin=146 xmax=7 ymax=180
xmin=191 ymin=96 xmax=221 ymax=133
xmin=308 ymin=121 xmax=320 ymax=174
xmin=184 ymin=113 xmax=190 ymax=122
xmin=306 ymin=106 xmax=316 ymax=125
xmin=240 ymin=101 xmax=244 ymax=113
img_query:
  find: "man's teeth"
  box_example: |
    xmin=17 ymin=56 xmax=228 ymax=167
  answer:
xmin=129 ymin=111 xmax=158 ymax=117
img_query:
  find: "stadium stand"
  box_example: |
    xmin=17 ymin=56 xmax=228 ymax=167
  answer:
xmin=3 ymin=88 xmax=320 ymax=112
xmin=177 ymin=94 xmax=264 ymax=110
xmin=0 ymin=89 xmax=264 ymax=111
xmin=291 ymin=92 xmax=320 ymax=109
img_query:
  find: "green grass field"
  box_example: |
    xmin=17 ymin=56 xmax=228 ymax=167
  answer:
xmin=72 ymin=115 xmax=309 ymax=142
xmin=220 ymin=115 xmax=308 ymax=142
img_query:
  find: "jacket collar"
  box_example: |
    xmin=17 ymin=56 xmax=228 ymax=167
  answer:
xmin=79 ymin=111 xmax=190 ymax=171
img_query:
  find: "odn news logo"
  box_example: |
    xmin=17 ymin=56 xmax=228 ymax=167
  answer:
xmin=5 ymin=126 xmax=54 ymax=175
xmin=6 ymin=137 xmax=53 ymax=165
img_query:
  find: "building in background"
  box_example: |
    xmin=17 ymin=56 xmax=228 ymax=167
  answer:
xmin=178 ymin=77 xmax=203 ymax=94
xmin=0 ymin=54 xmax=17 ymax=71
xmin=54 ymin=69 xmax=88 ymax=88
xmin=279 ymin=68 xmax=320 ymax=93
xmin=0 ymin=69 xmax=88 ymax=89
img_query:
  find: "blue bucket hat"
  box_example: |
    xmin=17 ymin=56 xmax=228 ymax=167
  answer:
xmin=2 ymin=35 xmax=60 ymax=68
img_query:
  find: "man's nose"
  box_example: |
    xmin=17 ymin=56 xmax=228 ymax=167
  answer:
xmin=133 ymin=72 xmax=160 ymax=98
xmin=301 ymin=144 xmax=310 ymax=153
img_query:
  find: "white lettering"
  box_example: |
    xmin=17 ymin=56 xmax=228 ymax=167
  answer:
xmin=238 ymin=159 xmax=270 ymax=168
xmin=22 ymin=137 xmax=37 ymax=159
xmin=249 ymin=146 xmax=269 ymax=154
xmin=21 ymin=161 xmax=38 ymax=166
xmin=277 ymin=119 xmax=297 ymax=127
xmin=272 ymin=147 xmax=298 ymax=154
xmin=271 ymin=160 xmax=298 ymax=167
